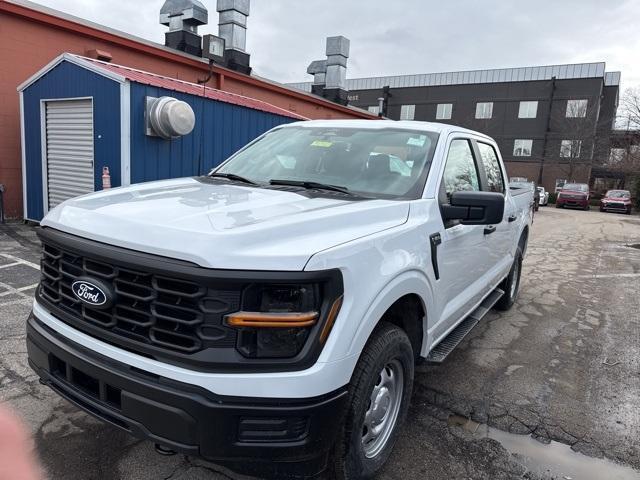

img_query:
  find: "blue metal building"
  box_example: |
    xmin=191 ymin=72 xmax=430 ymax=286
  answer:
xmin=18 ymin=53 xmax=305 ymax=221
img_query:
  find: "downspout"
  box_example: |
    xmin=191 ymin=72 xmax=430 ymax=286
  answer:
xmin=538 ymin=76 xmax=556 ymax=185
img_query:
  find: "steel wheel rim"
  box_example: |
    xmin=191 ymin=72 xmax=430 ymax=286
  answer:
xmin=510 ymin=259 xmax=520 ymax=298
xmin=361 ymin=359 xmax=404 ymax=459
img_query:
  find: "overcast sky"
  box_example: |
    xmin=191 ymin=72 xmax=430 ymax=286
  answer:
xmin=33 ymin=0 xmax=640 ymax=91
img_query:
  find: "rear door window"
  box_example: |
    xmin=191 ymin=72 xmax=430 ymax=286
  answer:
xmin=477 ymin=142 xmax=505 ymax=193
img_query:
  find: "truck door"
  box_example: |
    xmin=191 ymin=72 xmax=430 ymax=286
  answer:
xmin=431 ymin=137 xmax=495 ymax=341
xmin=474 ymin=141 xmax=514 ymax=278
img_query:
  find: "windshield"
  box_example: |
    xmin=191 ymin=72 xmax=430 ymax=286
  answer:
xmin=607 ymin=190 xmax=630 ymax=198
xmin=214 ymin=126 xmax=439 ymax=199
xmin=562 ymin=183 xmax=588 ymax=192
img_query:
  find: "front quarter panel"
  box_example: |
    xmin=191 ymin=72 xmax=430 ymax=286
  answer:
xmin=305 ymin=200 xmax=437 ymax=362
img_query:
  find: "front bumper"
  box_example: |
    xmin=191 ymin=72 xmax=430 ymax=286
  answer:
xmin=601 ymin=203 xmax=630 ymax=212
xmin=27 ymin=313 xmax=348 ymax=478
xmin=557 ymin=197 xmax=588 ymax=208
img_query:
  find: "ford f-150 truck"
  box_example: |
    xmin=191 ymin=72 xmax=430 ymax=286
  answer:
xmin=27 ymin=120 xmax=533 ymax=479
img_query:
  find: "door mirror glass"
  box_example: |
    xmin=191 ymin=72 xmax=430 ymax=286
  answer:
xmin=442 ymin=191 xmax=505 ymax=225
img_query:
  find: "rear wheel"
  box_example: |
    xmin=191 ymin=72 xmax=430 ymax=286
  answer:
xmin=332 ymin=323 xmax=414 ymax=480
xmin=495 ymin=246 xmax=523 ymax=311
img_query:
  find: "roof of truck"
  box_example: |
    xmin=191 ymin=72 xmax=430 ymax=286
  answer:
xmin=282 ymin=119 xmax=494 ymax=139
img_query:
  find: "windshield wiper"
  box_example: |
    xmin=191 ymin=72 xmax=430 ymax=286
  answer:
xmin=209 ymin=172 xmax=258 ymax=185
xmin=269 ymin=179 xmax=370 ymax=198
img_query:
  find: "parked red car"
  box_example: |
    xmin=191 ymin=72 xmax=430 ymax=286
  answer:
xmin=600 ymin=189 xmax=632 ymax=214
xmin=556 ymin=183 xmax=590 ymax=210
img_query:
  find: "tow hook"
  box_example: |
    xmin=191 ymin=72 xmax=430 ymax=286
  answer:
xmin=155 ymin=444 xmax=177 ymax=456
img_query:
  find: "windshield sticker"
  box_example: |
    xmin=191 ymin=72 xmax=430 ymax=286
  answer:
xmin=407 ymin=135 xmax=427 ymax=147
xmin=311 ymin=140 xmax=333 ymax=148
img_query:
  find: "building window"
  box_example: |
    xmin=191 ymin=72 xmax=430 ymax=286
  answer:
xmin=368 ymin=105 xmax=380 ymax=115
xmin=436 ymin=103 xmax=452 ymax=120
xmin=560 ymin=140 xmax=582 ymax=158
xmin=475 ymin=102 xmax=493 ymax=119
xmin=513 ymin=139 xmax=533 ymax=157
xmin=400 ymin=104 xmax=416 ymax=120
xmin=566 ymin=99 xmax=588 ymax=118
xmin=518 ymin=101 xmax=538 ymax=118
xmin=609 ymin=148 xmax=626 ymax=164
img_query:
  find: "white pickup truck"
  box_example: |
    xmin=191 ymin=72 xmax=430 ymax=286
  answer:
xmin=27 ymin=120 xmax=532 ymax=479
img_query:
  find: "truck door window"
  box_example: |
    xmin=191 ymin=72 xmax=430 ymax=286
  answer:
xmin=442 ymin=139 xmax=480 ymax=200
xmin=477 ymin=143 xmax=505 ymax=193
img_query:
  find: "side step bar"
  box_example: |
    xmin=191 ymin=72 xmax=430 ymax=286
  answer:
xmin=425 ymin=288 xmax=504 ymax=364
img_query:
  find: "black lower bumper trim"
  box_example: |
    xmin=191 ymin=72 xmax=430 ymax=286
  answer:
xmin=27 ymin=313 xmax=348 ymax=478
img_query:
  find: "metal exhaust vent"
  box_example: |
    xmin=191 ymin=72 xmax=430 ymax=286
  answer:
xmin=145 ymin=96 xmax=196 ymax=139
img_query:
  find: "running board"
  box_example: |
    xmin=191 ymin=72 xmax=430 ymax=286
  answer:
xmin=425 ymin=288 xmax=504 ymax=364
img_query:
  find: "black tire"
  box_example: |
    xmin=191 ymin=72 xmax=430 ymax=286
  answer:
xmin=556 ymin=203 xmax=562 ymax=209
xmin=495 ymin=246 xmax=523 ymax=311
xmin=600 ymin=206 xmax=605 ymax=212
xmin=332 ymin=323 xmax=414 ymax=480
xmin=584 ymin=205 xmax=590 ymax=211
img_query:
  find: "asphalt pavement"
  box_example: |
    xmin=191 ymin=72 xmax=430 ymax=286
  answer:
xmin=1 ymin=207 xmax=639 ymax=479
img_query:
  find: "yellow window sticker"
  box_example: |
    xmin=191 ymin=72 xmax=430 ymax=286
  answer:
xmin=311 ymin=140 xmax=333 ymax=148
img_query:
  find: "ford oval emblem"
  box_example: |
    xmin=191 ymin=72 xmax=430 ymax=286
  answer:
xmin=71 ymin=278 xmax=113 ymax=309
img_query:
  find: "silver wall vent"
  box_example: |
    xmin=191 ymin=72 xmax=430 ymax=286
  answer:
xmin=146 ymin=97 xmax=196 ymax=139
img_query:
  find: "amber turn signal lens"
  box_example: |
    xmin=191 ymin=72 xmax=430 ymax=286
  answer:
xmin=226 ymin=311 xmax=319 ymax=328
xmin=319 ymin=296 xmax=343 ymax=344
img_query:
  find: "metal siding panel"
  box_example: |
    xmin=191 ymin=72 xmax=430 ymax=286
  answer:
xmin=22 ymin=61 xmax=120 ymax=220
xmin=130 ymin=83 xmax=295 ymax=182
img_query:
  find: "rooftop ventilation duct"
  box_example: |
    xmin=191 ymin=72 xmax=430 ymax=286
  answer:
xmin=306 ymin=36 xmax=350 ymax=105
xmin=160 ymin=0 xmax=208 ymax=56
xmin=307 ymin=60 xmax=327 ymax=96
xmin=216 ymin=0 xmax=251 ymax=74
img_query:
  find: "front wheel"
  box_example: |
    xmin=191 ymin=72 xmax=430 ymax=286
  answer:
xmin=332 ymin=323 xmax=414 ymax=480
xmin=495 ymin=246 xmax=523 ymax=311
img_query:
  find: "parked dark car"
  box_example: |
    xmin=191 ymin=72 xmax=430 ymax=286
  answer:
xmin=600 ymin=189 xmax=632 ymax=214
xmin=556 ymin=183 xmax=590 ymax=210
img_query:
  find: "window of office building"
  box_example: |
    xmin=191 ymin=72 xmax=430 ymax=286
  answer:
xmin=436 ymin=103 xmax=452 ymax=120
xmin=513 ymin=139 xmax=533 ymax=156
xmin=475 ymin=102 xmax=493 ymax=119
xmin=560 ymin=140 xmax=582 ymax=158
xmin=400 ymin=104 xmax=416 ymax=120
xmin=518 ymin=101 xmax=538 ymax=118
xmin=566 ymin=99 xmax=588 ymax=118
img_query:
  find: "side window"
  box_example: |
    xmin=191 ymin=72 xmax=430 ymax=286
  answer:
xmin=442 ymin=139 xmax=480 ymax=199
xmin=477 ymin=143 xmax=505 ymax=193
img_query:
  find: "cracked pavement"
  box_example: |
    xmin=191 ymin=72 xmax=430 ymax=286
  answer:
xmin=1 ymin=207 xmax=639 ymax=479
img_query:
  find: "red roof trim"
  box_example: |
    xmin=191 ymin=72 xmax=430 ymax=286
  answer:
xmin=78 ymin=56 xmax=308 ymax=120
xmin=1 ymin=0 xmax=376 ymax=119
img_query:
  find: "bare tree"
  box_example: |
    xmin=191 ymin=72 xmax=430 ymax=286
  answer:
xmin=620 ymin=87 xmax=640 ymax=130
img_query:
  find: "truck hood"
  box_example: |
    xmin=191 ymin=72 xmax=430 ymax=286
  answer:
xmin=42 ymin=178 xmax=410 ymax=270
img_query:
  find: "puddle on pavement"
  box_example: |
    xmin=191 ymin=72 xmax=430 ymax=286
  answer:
xmin=448 ymin=415 xmax=640 ymax=480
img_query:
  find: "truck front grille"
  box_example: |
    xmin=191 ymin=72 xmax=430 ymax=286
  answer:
xmin=38 ymin=241 xmax=239 ymax=355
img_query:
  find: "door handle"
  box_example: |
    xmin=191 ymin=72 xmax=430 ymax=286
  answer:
xmin=508 ymin=214 xmax=517 ymax=222
xmin=484 ymin=225 xmax=496 ymax=235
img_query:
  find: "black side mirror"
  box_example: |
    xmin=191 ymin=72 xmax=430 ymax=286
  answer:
xmin=442 ymin=191 xmax=505 ymax=225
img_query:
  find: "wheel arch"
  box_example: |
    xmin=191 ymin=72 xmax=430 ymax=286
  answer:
xmin=347 ymin=270 xmax=433 ymax=360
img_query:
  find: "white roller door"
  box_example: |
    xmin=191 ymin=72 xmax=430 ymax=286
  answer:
xmin=44 ymin=99 xmax=94 ymax=210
